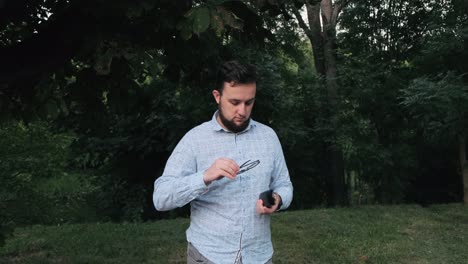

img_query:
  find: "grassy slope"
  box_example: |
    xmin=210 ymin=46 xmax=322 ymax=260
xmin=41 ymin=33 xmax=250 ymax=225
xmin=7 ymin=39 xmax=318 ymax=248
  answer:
xmin=1 ymin=204 xmax=468 ymax=263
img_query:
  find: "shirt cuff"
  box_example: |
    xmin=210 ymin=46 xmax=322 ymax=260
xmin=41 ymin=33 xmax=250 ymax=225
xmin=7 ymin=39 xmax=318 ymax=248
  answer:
xmin=273 ymin=192 xmax=283 ymax=211
xmin=190 ymin=171 xmax=209 ymax=198
xmin=274 ymin=189 xmax=291 ymax=211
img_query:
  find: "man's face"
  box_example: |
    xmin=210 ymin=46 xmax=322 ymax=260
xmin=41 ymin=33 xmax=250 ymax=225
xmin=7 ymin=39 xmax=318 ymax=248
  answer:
xmin=213 ymin=82 xmax=256 ymax=133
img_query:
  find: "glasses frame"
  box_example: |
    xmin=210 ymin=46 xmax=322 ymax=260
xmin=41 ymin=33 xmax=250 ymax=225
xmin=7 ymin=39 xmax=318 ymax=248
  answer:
xmin=237 ymin=159 xmax=260 ymax=175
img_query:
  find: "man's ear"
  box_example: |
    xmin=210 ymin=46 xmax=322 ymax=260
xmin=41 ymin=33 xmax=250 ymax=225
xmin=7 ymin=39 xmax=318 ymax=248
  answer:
xmin=212 ymin=90 xmax=221 ymax=104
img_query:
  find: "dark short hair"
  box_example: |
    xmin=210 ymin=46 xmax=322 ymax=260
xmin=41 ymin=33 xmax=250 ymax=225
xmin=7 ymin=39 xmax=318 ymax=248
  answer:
xmin=215 ymin=60 xmax=257 ymax=94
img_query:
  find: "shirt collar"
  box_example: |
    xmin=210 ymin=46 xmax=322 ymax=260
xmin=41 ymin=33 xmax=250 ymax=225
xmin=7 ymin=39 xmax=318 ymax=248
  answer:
xmin=210 ymin=110 xmax=256 ymax=134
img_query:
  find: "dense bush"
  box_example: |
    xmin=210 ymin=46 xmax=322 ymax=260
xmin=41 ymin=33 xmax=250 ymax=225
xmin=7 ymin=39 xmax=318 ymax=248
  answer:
xmin=0 ymin=121 xmax=100 ymax=243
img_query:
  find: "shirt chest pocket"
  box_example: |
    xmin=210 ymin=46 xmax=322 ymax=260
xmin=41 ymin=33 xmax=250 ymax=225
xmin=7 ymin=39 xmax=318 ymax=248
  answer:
xmin=239 ymin=157 xmax=274 ymax=186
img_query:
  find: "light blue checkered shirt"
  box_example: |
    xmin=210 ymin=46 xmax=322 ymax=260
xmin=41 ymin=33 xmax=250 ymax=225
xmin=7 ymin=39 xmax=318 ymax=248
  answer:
xmin=153 ymin=111 xmax=293 ymax=263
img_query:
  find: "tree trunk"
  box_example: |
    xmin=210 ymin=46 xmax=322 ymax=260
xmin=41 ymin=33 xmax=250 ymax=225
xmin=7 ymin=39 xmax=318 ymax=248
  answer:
xmin=458 ymin=135 xmax=468 ymax=205
xmin=293 ymin=0 xmax=348 ymax=206
xmin=305 ymin=2 xmax=326 ymax=76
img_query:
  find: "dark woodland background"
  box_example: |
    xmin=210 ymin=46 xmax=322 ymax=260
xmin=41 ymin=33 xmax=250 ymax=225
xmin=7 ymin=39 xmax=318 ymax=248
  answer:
xmin=1 ymin=0 xmax=468 ymax=245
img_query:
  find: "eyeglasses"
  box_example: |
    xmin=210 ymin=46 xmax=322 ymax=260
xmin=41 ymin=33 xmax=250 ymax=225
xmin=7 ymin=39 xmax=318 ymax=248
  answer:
xmin=237 ymin=160 xmax=260 ymax=175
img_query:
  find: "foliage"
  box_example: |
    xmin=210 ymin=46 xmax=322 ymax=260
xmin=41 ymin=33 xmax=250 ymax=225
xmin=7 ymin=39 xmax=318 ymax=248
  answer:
xmin=45 ymin=0 xmax=320 ymax=220
xmin=1 ymin=0 xmax=468 ymax=226
xmin=0 ymin=121 xmax=100 ymax=232
xmin=336 ymin=0 xmax=468 ymax=204
xmin=400 ymin=73 xmax=468 ymax=141
xmin=335 ymin=54 xmax=419 ymax=204
xmin=1 ymin=204 xmax=468 ymax=263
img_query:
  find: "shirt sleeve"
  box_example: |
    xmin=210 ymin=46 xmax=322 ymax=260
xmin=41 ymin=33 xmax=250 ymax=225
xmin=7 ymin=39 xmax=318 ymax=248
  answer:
xmin=153 ymin=133 xmax=208 ymax=211
xmin=270 ymin=133 xmax=293 ymax=210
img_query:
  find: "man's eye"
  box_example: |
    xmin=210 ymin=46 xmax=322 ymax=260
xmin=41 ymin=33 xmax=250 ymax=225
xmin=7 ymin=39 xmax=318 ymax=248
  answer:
xmin=231 ymin=101 xmax=240 ymax=105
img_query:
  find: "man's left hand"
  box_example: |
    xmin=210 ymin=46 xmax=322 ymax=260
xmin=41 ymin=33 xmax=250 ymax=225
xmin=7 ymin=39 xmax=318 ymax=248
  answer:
xmin=256 ymin=193 xmax=281 ymax=214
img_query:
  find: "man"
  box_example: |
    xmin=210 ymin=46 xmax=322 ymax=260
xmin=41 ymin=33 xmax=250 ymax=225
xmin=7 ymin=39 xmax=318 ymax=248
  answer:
xmin=153 ymin=60 xmax=293 ymax=264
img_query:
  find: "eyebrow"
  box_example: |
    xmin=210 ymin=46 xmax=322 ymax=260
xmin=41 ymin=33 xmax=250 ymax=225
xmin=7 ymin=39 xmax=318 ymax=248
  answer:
xmin=229 ymin=98 xmax=255 ymax=104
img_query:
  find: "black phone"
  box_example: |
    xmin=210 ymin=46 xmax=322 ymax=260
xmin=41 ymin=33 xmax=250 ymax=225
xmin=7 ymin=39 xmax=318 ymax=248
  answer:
xmin=259 ymin=190 xmax=275 ymax=208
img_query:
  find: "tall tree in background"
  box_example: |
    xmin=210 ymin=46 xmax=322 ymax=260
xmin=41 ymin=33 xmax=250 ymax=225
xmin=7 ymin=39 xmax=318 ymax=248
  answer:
xmin=336 ymin=0 xmax=428 ymax=204
xmin=401 ymin=0 xmax=468 ymax=205
xmin=289 ymin=0 xmax=349 ymax=206
xmin=338 ymin=0 xmax=467 ymax=204
xmin=401 ymin=74 xmax=468 ymax=205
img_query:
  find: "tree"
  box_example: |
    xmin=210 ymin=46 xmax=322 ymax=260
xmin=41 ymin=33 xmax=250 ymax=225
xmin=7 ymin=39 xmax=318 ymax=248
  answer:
xmin=399 ymin=0 xmax=468 ymax=205
xmin=0 ymin=0 xmax=295 ymax=222
xmin=336 ymin=0 xmax=429 ymax=204
xmin=288 ymin=0 xmax=350 ymax=206
xmin=401 ymin=74 xmax=468 ymax=205
xmin=334 ymin=0 xmax=468 ymax=204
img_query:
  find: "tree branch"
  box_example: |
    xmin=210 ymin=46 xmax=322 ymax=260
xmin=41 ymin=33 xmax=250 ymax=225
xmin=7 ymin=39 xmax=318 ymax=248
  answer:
xmin=306 ymin=1 xmax=322 ymax=33
xmin=320 ymin=0 xmax=332 ymax=26
xmin=290 ymin=4 xmax=312 ymax=37
xmin=332 ymin=0 xmax=350 ymax=26
xmin=304 ymin=1 xmax=326 ymax=76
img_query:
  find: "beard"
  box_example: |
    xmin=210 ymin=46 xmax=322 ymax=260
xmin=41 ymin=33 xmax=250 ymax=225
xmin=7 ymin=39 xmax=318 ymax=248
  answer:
xmin=218 ymin=107 xmax=250 ymax=133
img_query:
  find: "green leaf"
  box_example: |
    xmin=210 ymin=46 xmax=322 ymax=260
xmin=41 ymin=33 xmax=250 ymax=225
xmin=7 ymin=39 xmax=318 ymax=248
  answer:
xmin=217 ymin=6 xmax=243 ymax=30
xmin=180 ymin=28 xmax=193 ymax=41
xmin=192 ymin=7 xmax=211 ymax=35
xmin=210 ymin=13 xmax=224 ymax=35
xmin=177 ymin=21 xmax=193 ymax=40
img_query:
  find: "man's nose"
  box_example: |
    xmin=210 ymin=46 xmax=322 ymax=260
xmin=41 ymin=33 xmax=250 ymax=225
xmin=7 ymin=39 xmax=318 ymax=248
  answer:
xmin=237 ymin=103 xmax=247 ymax=116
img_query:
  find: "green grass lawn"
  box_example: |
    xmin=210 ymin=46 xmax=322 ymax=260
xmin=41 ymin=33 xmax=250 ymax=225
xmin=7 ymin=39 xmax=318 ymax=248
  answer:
xmin=1 ymin=204 xmax=468 ymax=263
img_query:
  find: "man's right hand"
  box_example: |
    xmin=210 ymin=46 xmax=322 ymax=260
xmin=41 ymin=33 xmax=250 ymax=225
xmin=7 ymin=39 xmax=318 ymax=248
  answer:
xmin=203 ymin=158 xmax=240 ymax=185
